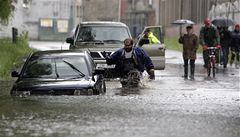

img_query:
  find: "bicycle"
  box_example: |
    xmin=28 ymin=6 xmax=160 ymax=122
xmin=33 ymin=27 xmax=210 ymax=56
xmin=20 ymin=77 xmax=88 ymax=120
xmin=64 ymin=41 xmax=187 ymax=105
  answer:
xmin=206 ymin=47 xmax=219 ymax=77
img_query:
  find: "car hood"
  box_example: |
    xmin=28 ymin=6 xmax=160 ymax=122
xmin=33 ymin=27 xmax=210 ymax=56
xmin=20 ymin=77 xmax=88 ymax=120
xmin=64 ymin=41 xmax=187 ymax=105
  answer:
xmin=74 ymin=42 xmax=123 ymax=51
xmin=13 ymin=77 xmax=94 ymax=91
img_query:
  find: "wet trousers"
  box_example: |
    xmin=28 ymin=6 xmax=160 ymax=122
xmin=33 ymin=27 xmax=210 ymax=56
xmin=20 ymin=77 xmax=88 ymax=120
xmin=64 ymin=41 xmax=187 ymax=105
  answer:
xmin=221 ymin=46 xmax=229 ymax=66
xmin=184 ymin=59 xmax=195 ymax=78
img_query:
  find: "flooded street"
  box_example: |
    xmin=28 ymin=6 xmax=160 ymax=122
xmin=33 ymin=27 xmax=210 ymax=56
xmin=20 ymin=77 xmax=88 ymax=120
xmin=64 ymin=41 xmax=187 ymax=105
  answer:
xmin=0 ymin=42 xmax=239 ymax=137
xmin=0 ymin=62 xmax=239 ymax=137
xmin=1 ymin=0 xmax=240 ymax=136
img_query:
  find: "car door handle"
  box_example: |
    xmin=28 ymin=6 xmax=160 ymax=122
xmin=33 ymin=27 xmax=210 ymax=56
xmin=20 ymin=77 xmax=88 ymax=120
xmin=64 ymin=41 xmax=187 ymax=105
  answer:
xmin=158 ymin=47 xmax=165 ymax=50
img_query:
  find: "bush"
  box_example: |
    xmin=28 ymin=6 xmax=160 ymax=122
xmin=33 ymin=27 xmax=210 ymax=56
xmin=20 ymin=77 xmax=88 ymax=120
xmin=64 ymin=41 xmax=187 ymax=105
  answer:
xmin=0 ymin=32 xmax=33 ymax=80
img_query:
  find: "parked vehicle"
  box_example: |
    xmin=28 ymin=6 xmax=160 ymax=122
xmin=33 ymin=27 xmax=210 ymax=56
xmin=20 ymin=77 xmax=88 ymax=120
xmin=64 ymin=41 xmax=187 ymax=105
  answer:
xmin=66 ymin=21 xmax=165 ymax=78
xmin=136 ymin=26 xmax=166 ymax=70
xmin=11 ymin=50 xmax=106 ymax=96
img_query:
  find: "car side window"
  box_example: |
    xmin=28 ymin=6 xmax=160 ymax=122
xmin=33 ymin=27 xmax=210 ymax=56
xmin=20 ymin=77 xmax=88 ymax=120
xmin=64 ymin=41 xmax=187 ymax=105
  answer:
xmin=24 ymin=59 xmax=54 ymax=77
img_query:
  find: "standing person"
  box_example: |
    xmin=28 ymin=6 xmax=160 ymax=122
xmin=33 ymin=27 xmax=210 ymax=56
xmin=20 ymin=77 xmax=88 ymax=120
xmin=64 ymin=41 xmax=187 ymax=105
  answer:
xmin=179 ymin=26 xmax=199 ymax=80
xmin=230 ymin=24 xmax=240 ymax=68
xmin=199 ymin=18 xmax=221 ymax=68
xmin=105 ymin=38 xmax=155 ymax=80
xmin=142 ymin=29 xmax=160 ymax=44
xmin=218 ymin=26 xmax=232 ymax=68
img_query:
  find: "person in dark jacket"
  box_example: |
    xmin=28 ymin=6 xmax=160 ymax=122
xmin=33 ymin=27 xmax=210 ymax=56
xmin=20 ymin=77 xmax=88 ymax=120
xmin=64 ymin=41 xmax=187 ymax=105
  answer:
xmin=230 ymin=24 xmax=240 ymax=68
xmin=179 ymin=26 xmax=199 ymax=80
xmin=218 ymin=26 xmax=232 ymax=68
xmin=199 ymin=18 xmax=221 ymax=68
xmin=106 ymin=38 xmax=155 ymax=80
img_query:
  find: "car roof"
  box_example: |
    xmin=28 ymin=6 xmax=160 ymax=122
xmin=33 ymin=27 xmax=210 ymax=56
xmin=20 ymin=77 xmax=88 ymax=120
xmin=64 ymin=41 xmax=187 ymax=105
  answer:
xmin=31 ymin=50 xmax=88 ymax=57
xmin=79 ymin=21 xmax=128 ymax=27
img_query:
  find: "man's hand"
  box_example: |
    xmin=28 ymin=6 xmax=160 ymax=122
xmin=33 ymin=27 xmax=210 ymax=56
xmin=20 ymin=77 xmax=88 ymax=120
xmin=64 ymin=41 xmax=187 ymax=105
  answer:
xmin=202 ymin=45 xmax=208 ymax=51
xmin=102 ymin=51 xmax=106 ymax=58
xmin=216 ymin=44 xmax=221 ymax=49
xmin=147 ymin=69 xmax=155 ymax=80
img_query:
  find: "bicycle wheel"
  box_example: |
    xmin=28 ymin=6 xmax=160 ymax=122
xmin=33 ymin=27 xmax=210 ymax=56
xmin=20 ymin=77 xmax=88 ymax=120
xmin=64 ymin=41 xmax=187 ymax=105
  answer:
xmin=213 ymin=67 xmax=216 ymax=77
xmin=207 ymin=62 xmax=211 ymax=77
xmin=207 ymin=58 xmax=211 ymax=77
xmin=212 ymin=57 xmax=216 ymax=77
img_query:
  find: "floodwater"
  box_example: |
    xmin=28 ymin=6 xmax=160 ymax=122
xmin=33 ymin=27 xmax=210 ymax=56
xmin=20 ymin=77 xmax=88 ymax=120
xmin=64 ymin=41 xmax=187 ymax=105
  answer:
xmin=0 ymin=63 xmax=239 ymax=137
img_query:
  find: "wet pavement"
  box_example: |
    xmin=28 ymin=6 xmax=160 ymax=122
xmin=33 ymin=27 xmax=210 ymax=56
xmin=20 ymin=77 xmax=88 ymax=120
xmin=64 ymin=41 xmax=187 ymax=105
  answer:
xmin=0 ymin=41 xmax=239 ymax=137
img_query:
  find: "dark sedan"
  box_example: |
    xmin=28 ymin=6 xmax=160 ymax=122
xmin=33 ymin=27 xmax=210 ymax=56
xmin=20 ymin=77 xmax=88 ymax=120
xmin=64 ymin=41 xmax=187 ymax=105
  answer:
xmin=11 ymin=50 xmax=106 ymax=96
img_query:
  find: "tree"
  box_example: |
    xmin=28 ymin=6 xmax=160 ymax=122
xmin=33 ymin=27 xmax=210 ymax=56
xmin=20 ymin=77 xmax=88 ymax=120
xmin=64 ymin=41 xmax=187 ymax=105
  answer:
xmin=0 ymin=0 xmax=13 ymax=24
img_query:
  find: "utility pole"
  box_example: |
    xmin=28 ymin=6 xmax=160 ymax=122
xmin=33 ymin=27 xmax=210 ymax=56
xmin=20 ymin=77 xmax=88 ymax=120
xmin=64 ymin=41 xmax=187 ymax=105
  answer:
xmin=180 ymin=0 xmax=183 ymax=36
xmin=118 ymin=0 xmax=121 ymax=22
xmin=229 ymin=0 xmax=235 ymax=21
xmin=214 ymin=0 xmax=218 ymax=18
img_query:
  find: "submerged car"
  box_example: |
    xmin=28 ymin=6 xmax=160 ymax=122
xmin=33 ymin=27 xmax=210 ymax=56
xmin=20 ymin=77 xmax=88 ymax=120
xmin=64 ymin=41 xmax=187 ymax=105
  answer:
xmin=11 ymin=50 xmax=106 ymax=96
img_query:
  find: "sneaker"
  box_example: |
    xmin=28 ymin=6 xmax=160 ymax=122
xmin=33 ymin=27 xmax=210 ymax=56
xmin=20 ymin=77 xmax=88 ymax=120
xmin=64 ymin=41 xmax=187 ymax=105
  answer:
xmin=223 ymin=65 xmax=227 ymax=68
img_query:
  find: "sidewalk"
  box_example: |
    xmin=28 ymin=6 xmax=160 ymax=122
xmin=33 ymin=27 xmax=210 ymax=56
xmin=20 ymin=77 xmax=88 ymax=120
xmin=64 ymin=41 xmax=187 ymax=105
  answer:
xmin=166 ymin=50 xmax=203 ymax=65
xmin=29 ymin=41 xmax=69 ymax=51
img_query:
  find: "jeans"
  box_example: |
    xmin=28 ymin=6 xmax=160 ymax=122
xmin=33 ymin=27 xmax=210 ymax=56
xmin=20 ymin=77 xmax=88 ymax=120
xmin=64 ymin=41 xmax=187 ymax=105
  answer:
xmin=221 ymin=47 xmax=229 ymax=66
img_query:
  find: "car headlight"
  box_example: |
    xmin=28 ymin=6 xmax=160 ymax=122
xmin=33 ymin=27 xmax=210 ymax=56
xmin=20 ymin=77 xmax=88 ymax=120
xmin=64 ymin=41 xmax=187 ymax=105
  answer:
xmin=74 ymin=89 xmax=94 ymax=95
xmin=11 ymin=90 xmax=31 ymax=97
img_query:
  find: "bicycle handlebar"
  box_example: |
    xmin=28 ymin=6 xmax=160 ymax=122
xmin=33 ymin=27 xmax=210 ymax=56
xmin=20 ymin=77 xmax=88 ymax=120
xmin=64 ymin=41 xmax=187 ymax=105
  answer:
xmin=207 ymin=47 xmax=218 ymax=50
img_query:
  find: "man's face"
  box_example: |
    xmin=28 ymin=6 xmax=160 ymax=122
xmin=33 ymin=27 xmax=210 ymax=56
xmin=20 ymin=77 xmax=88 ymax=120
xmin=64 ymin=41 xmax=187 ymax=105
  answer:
xmin=124 ymin=39 xmax=133 ymax=52
xmin=187 ymin=28 xmax=193 ymax=34
xmin=236 ymin=27 xmax=240 ymax=31
xmin=144 ymin=31 xmax=149 ymax=38
xmin=205 ymin=24 xmax=211 ymax=28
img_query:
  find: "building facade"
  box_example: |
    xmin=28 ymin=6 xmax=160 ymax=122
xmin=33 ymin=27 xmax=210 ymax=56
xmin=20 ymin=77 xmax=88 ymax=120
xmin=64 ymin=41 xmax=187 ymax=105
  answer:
xmin=0 ymin=0 xmax=82 ymax=40
xmin=81 ymin=0 xmax=120 ymax=21
xmin=120 ymin=0 xmax=156 ymax=38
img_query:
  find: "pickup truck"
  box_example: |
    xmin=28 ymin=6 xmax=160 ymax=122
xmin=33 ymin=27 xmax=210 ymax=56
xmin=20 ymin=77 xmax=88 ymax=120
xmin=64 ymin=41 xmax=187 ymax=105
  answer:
xmin=66 ymin=21 xmax=165 ymax=77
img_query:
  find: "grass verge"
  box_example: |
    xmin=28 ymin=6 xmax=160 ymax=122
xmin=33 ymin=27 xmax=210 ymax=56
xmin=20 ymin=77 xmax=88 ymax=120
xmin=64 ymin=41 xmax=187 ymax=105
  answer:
xmin=0 ymin=33 xmax=33 ymax=80
xmin=165 ymin=37 xmax=203 ymax=53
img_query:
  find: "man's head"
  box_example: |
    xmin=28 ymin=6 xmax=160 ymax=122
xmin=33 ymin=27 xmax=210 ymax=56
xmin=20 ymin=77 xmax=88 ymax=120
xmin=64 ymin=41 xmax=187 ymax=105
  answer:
xmin=235 ymin=24 xmax=240 ymax=31
xmin=204 ymin=18 xmax=212 ymax=28
xmin=143 ymin=29 xmax=151 ymax=37
xmin=186 ymin=25 xmax=193 ymax=34
xmin=123 ymin=38 xmax=133 ymax=52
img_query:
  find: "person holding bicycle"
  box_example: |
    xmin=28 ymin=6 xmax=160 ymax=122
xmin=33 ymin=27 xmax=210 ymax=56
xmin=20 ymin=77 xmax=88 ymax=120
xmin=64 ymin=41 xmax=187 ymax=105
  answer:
xmin=199 ymin=18 xmax=221 ymax=68
xmin=179 ymin=26 xmax=199 ymax=80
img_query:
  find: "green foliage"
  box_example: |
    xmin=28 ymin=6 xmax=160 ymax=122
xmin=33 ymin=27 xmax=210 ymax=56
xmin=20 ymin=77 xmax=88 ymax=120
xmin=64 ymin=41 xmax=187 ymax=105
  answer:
xmin=0 ymin=33 xmax=33 ymax=80
xmin=165 ymin=37 xmax=203 ymax=53
xmin=0 ymin=0 xmax=13 ymax=24
xmin=165 ymin=37 xmax=182 ymax=51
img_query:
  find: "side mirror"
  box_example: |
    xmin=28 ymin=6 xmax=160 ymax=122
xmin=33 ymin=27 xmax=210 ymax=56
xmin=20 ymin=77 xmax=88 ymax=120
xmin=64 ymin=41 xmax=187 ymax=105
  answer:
xmin=11 ymin=71 xmax=20 ymax=77
xmin=138 ymin=38 xmax=150 ymax=47
xmin=66 ymin=37 xmax=74 ymax=44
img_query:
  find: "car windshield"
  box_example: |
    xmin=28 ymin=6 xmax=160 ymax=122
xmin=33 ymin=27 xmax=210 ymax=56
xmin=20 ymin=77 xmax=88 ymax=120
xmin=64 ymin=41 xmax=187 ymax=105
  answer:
xmin=22 ymin=56 xmax=89 ymax=78
xmin=77 ymin=26 xmax=130 ymax=43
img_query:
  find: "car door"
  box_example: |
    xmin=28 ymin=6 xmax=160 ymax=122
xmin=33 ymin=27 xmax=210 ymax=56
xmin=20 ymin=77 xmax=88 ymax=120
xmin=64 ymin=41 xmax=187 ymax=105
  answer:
xmin=136 ymin=26 xmax=166 ymax=70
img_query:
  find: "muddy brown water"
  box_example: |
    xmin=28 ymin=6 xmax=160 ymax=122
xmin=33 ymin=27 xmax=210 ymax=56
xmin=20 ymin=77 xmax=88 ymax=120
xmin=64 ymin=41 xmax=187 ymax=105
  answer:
xmin=0 ymin=64 xmax=239 ymax=137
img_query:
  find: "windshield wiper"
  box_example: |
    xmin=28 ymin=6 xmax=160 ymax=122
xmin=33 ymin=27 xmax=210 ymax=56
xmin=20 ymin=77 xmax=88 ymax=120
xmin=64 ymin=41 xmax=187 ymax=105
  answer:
xmin=54 ymin=60 xmax=59 ymax=78
xmin=62 ymin=60 xmax=85 ymax=77
xmin=103 ymin=40 xmax=123 ymax=43
xmin=77 ymin=39 xmax=104 ymax=43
